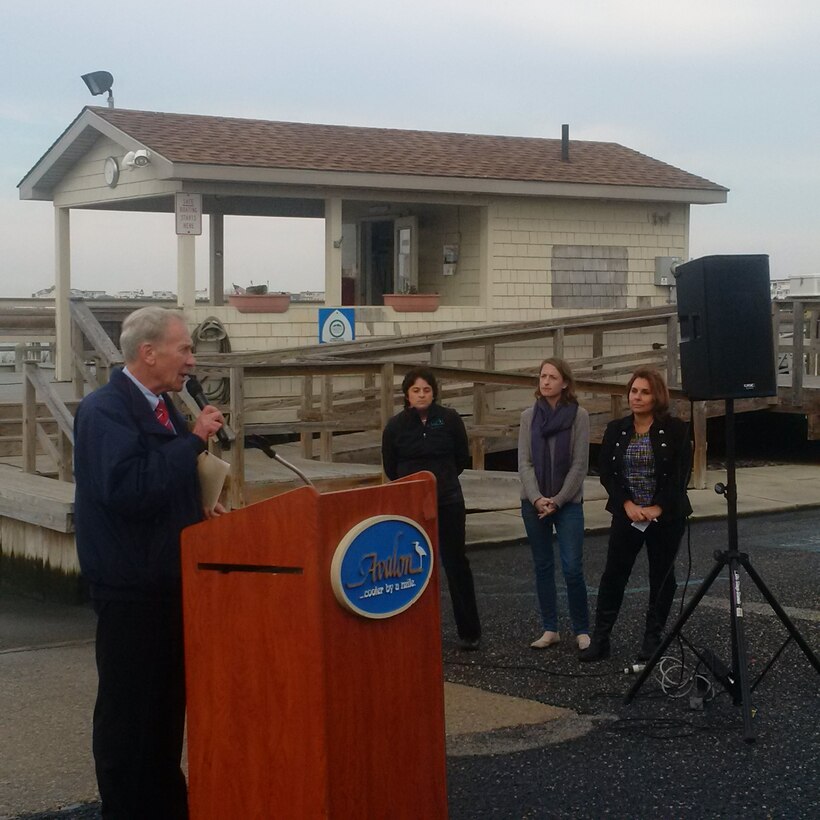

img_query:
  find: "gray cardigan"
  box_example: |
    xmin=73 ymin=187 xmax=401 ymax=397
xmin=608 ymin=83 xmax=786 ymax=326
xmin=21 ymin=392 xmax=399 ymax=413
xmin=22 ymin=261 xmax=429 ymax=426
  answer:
xmin=518 ymin=404 xmax=590 ymax=508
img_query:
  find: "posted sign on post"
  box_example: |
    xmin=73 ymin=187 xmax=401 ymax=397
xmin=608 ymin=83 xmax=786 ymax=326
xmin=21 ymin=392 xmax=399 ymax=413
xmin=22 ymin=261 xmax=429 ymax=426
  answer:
xmin=175 ymin=193 xmax=202 ymax=235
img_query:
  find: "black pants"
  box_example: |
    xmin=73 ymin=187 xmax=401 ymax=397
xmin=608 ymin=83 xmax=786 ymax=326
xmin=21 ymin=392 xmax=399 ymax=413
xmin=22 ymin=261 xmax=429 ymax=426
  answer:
xmin=595 ymin=516 xmax=686 ymax=638
xmin=93 ymin=598 xmax=188 ymax=820
xmin=438 ymin=501 xmax=481 ymax=641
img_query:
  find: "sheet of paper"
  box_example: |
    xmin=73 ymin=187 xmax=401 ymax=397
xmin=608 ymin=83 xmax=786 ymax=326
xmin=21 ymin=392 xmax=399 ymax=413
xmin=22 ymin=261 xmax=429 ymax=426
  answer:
xmin=197 ymin=451 xmax=230 ymax=510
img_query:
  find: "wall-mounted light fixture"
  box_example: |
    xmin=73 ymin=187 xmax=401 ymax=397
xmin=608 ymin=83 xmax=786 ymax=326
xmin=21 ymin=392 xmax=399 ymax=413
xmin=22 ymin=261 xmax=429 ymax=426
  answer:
xmin=122 ymin=149 xmax=152 ymax=170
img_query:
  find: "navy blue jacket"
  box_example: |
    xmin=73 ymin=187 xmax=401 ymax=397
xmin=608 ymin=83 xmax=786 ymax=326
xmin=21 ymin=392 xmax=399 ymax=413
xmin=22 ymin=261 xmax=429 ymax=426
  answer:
xmin=599 ymin=414 xmax=692 ymax=523
xmin=381 ymin=402 xmax=470 ymax=506
xmin=74 ymin=368 xmax=206 ymax=601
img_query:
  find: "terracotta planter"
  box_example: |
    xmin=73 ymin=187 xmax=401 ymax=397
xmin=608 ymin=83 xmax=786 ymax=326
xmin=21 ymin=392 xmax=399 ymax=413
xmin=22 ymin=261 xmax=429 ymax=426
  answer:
xmin=383 ymin=293 xmax=440 ymax=313
xmin=228 ymin=293 xmax=291 ymax=313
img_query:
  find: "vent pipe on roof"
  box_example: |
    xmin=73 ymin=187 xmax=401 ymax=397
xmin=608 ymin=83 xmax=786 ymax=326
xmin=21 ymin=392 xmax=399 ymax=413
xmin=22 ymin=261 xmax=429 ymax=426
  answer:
xmin=561 ymin=124 xmax=569 ymax=161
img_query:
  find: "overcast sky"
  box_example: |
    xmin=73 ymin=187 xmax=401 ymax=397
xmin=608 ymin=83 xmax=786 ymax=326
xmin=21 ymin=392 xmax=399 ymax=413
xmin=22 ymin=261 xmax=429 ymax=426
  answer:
xmin=2 ymin=0 xmax=818 ymax=297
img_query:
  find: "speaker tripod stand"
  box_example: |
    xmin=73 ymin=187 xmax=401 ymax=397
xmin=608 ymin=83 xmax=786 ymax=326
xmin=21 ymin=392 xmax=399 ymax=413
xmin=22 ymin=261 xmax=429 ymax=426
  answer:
xmin=624 ymin=399 xmax=820 ymax=742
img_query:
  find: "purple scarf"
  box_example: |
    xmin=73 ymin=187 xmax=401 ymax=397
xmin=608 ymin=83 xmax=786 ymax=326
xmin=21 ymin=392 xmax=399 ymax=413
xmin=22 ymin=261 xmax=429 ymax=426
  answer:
xmin=531 ymin=399 xmax=578 ymax=497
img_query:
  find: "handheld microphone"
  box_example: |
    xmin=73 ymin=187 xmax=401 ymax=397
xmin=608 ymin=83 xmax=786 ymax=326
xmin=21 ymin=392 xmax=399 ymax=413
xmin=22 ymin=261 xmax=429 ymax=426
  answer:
xmin=186 ymin=376 xmax=231 ymax=448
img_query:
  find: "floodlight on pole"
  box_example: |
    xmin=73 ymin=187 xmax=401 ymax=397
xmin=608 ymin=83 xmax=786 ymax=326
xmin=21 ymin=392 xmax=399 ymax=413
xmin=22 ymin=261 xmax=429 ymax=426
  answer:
xmin=81 ymin=71 xmax=114 ymax=108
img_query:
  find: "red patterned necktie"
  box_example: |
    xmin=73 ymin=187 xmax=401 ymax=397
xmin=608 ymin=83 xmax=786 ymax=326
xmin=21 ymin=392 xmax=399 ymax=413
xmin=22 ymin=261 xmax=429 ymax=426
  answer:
xmin=154 ymin=397 xmax=174 ymax=431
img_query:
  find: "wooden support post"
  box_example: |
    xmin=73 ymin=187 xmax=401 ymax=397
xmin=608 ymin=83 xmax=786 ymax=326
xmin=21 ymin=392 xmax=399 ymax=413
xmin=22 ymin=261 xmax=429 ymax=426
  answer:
xmin=430 ymin=342 xmax=443 ymax=365
xmin=483 ymin=344 xmax=495 ymax=371
xmin=324 ymin=197 xmax=343 ymax=305
xmin=592 ymin=330 xmax=603 ymax=372
xmin=177 ymin=234 xmax=197 ymax=309
xmin=36 ymin=424 xmax=61 ymax=477
xmin=300 ymin=375 xmax=314 ymax=459
xmin=484 ymin=344 xmax=496 ymax=412
xmin=380 ymin=363 xmax=395 ymax=430
xmin=54 ymin=208 xmax=72 ymax=381
xmin=98 ymin=357 xmax=111 ymax=387
xmin=771 ymin=302 xmax=783 ymax=376
xmin=610 ymin=393 xmax=623 ymax=419
xmin=320 ymin=376 xmax=334 ymax=462
xmin=71 ymin=321 xmax=84 ymax=399
xmin=808 ymin=308 xmax=820 ymax=376
xmin=792 ymin=301 xmax=804 ymax=404
xmin=209 ymin=212 xmax=225 ymax=307
xmin=227 ymin=366 xmax=245 ymax=510
xmin=471 ymin=383 xmax=486 ymax=470
xmin=666 ymin=315 xmax=679 ymax=388
xmin=58 ymin=430 xmax=73 ymax=482
xmin=553 ymin=327 xmax=564 ymax=359
xmin=691 ymin=401 xmax=707 ymax=490
xmin=22 ymin=363 xmax=37 ymax=475
xmin=380 ymin=363 xmax=394 ymax=480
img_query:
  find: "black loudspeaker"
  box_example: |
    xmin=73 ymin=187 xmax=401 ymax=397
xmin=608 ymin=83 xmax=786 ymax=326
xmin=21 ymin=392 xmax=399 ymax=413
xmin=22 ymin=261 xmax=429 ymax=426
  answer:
xmin=674 ymin=254 xmax=776 ymax=400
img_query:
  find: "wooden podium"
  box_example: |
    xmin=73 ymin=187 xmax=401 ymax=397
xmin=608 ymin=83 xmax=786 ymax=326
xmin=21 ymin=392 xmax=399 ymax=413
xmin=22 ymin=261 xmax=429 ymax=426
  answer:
xmin=181 ymin=472 xmax=448 ymax=819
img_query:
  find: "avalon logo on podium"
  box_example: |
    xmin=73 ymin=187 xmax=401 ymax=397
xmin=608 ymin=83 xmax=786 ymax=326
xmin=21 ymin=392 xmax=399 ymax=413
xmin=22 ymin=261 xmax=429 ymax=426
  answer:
xmin=331 ymin=516 xmax=434 ymax=618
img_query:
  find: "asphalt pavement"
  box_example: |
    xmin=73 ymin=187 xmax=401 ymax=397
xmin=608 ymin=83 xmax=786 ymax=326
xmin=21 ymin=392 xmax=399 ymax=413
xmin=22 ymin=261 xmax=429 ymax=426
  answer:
xmin=445 ymin=509 xmax=820 ymax=819
xmin=2 ymin=471 xmax=819 ymax=819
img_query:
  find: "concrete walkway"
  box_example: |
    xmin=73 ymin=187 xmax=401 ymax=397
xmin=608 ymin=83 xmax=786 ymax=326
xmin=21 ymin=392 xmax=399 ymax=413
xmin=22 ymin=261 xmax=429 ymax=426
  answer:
xmin=1 ymin=464 xmax=819 ymax=818
xmin=465 ymin=463 xmax=820 ymax=545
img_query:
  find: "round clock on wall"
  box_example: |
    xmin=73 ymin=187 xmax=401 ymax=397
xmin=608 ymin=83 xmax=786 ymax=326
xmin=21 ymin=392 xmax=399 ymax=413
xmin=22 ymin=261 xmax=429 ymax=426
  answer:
xmin=104 ymin=156 xmax=119 ymax=188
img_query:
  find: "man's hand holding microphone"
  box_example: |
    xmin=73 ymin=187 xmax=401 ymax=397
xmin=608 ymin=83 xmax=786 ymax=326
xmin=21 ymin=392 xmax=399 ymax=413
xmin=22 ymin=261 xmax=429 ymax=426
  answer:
xmin=186 ymin=376 xmax=229 ymax=518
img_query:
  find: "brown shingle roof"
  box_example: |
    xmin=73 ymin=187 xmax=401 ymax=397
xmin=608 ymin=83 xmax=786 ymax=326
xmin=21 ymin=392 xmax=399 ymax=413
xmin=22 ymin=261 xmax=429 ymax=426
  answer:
xmin=90 ymin=107 xmax=725 ymax=192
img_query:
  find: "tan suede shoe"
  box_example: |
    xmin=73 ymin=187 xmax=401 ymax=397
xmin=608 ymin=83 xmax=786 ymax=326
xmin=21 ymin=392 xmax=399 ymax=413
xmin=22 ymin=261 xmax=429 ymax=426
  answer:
xmin=530 ymin=630 xmax=561 ymax=649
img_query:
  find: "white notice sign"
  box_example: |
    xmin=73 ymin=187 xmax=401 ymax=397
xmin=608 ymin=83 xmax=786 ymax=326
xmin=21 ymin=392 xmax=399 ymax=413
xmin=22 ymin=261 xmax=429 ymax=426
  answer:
xmin=175 ymin=193 xmax=202 ymax=236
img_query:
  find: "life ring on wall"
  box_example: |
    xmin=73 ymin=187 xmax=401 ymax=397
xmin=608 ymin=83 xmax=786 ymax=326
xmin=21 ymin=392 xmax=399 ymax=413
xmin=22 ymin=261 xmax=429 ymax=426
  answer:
xmin=192 ymin=316 xmax=231 ymax=405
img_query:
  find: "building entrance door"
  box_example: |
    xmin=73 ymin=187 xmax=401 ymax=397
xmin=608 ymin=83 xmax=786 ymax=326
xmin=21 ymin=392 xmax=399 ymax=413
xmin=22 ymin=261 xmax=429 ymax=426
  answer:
xmin=361 ymin=220 xmax=394 ymax=305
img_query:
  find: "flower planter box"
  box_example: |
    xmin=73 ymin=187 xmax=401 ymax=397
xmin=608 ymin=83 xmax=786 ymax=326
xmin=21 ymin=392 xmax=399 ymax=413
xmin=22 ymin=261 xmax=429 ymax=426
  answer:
xmin=227 ymin=293 xmax=291 ymax=313
xmin=383 ymin=293 xmax=440 ymax=313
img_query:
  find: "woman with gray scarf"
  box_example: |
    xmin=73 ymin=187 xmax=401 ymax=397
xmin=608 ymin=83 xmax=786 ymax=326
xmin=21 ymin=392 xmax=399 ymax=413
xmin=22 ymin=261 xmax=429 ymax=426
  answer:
xmin=518 ymin=358 xmax=591 ymax=651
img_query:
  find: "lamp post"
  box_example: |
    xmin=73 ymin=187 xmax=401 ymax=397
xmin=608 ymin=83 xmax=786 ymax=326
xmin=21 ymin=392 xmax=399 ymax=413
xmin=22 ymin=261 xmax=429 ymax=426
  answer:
xmin=81 ymin=71 xmax=114 ymax=108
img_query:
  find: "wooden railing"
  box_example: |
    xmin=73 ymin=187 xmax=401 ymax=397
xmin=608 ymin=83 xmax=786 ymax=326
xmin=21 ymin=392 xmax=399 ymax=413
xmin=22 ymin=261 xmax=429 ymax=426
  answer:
xmin=15 ymin=299 xmax=818 ymax=499
xmin=194 ymin=359 xmax=687 ymax=507
xmin=69 ymin=300 xmax=124 ymax=396
xmin=0 ymin=342 xmax=54 ymax=372
xmin=21 ymin=362 xmax=75 ymax=481
xmin=19 ymin=300 xmax=124 ymax=479
xmin=773 ymin=298 xmax=820 ymax=406
xmin=200 ymin=304 xmax=680 ymax=376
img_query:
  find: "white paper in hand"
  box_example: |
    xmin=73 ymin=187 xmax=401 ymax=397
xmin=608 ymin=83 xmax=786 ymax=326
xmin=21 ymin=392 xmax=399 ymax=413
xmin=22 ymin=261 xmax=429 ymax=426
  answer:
xmin=197 ymin=451 xmax=230 ymax=511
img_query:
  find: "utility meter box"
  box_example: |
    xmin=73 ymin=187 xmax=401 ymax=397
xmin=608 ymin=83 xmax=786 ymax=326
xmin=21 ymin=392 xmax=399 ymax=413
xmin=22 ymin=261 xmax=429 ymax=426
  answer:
xmin=655 ymin=256 xmax=680 ymax=287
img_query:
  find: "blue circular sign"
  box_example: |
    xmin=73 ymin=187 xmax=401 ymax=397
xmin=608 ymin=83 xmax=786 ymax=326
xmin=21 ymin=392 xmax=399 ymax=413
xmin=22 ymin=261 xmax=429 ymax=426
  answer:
xmin=331 ymin=515 xmax=434 ymax=619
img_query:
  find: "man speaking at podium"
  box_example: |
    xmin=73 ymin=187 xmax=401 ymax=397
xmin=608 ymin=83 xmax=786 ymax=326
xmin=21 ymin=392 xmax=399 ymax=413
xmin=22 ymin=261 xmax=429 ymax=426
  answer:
xmin=74 ymin=307 xmax=224 ymax=819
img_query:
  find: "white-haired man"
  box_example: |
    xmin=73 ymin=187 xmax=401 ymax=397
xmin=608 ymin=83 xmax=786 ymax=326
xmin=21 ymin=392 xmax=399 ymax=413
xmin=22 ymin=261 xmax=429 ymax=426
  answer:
xmin=74 ymin=307 xmax=224 ymax=819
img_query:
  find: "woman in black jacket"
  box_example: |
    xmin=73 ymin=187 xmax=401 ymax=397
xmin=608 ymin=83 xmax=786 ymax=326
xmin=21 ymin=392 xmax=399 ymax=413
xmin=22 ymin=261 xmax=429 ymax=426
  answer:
xmin=382 ymin=367 xmax=481 ymax=650
xmin=581 ymin=367 xmax=691 ymax=663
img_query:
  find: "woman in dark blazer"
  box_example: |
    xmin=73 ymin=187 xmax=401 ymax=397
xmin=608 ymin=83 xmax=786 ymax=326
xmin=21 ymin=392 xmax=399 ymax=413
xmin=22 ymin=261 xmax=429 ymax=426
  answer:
xmin=382 ymin=367 xmax=481 ymax=650
xmin=581 ymin=367 xmax=691 ymax=663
